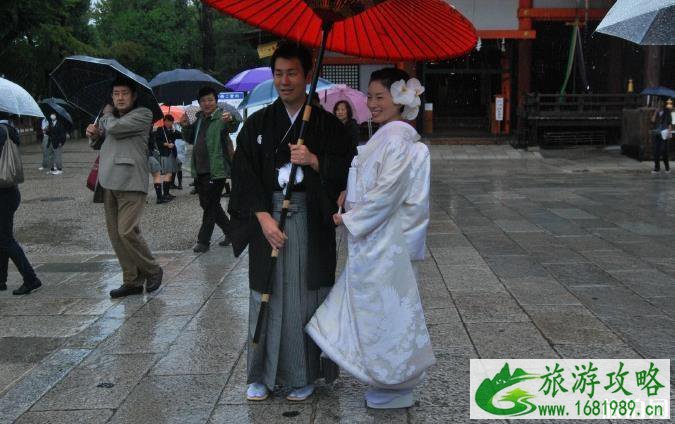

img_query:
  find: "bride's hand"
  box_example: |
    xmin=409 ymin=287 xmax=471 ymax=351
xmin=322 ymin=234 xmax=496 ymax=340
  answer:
xmin=333 ymin=213 xmax=343 ymax=226
xmin=337 ymin=190 xmax=346 ymax=208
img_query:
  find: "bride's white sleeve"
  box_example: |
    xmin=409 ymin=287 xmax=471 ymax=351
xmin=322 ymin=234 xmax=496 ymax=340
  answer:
xmin=342 ymin=139 xmax=412 ymax=238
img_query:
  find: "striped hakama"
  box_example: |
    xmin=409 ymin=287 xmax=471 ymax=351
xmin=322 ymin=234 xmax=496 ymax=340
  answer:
xmin=247 ymin=192 xmax=330 ymax=390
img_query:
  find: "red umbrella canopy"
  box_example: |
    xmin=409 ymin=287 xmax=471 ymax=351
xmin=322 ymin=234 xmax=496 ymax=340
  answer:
xmin=205 ymin=0 xmax=477 ymax=61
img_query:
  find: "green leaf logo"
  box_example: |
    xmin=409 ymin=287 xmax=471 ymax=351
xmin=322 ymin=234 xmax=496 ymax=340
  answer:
xmin=475 ymin=363 xmax=540 ymax=416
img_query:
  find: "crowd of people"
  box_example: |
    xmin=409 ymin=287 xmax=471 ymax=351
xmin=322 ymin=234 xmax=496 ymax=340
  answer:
xmin=0 ymin=40 xmax=435 ymax=409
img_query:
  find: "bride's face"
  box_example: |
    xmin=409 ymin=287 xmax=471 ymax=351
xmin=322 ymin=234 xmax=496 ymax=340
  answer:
xmin=367 ymin=80 xmax=400 ymax=125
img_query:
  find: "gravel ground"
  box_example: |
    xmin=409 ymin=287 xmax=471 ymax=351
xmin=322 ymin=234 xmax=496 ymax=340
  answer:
xmin=13 ymin=138 xmax=223 ymax=254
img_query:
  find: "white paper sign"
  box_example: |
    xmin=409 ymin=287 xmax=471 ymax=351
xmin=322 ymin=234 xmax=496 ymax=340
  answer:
xmin=495 ymin=97 xmax=504 ymax=122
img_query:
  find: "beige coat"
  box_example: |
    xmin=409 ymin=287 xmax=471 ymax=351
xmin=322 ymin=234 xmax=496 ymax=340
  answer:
xmin=98 ymin=107 xmax=152 ymax=193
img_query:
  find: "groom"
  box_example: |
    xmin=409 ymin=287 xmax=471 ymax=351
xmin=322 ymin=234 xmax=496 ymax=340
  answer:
xmin=229 ymin=41 xmax=354 ymax=401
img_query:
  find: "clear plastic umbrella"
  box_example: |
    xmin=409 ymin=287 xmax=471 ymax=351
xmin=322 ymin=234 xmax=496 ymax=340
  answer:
xmin=596 ymin=0 xmax=675 ymax=45
xmin=182 ymin=102 xmax=242 ymax=125
xmin=238 ymin=78 xmax=334 ymax=110
xmin=0 ymin=77 xmax=45 ymax=118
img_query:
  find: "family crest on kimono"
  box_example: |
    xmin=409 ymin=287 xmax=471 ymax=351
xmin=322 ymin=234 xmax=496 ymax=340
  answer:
xmin=228 ymin=41 xmax=354 ymax=402
xmin=306 ymin=68 xmax=435 ymax=409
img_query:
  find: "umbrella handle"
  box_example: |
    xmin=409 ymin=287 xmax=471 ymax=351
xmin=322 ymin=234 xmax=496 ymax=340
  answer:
xmin=93 ymin=106 xmax=106 ymax=125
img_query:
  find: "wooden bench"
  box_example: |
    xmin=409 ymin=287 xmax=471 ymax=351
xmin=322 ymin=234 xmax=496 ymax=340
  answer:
xmin=518 ymin=93 xmax=641 ymax=146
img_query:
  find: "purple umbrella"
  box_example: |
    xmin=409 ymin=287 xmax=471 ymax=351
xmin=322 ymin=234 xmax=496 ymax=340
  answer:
xmin=224 ymin=67 xmax=272 ymax=92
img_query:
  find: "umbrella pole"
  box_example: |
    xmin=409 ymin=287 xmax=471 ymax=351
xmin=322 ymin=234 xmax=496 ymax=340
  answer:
xmin=253 ymin=22 xmax=333 ymax=345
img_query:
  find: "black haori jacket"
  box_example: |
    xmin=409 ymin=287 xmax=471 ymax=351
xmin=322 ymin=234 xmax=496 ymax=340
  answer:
xmin=229 ymin=98 xmax=354 ymax=292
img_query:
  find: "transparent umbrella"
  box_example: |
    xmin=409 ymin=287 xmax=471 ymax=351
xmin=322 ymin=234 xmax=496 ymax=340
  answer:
xmin=596 ymin=0 xmax=675 ymax=45
xmin=182 ymin=103 xmax=242 ymax=125
xmin=0 ymin=77 xmax=45 ymax=118
xmin=238 ymin=78 xmax=333 ymax=110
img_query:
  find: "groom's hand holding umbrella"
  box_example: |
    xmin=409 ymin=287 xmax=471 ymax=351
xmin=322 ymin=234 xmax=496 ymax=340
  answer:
xmin=290 ymin=144 xmax=319 ymax=171
xmin=256 ymin=212 xmax=287 ymax=250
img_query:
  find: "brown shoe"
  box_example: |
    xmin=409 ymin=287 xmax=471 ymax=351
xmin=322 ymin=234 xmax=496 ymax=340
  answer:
xmin=146 ymin=267 xmax=163 ymax=293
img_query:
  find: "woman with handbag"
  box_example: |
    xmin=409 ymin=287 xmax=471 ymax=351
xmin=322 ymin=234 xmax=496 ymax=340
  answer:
xmin=0 ymin=113 xmax=42 ymax=295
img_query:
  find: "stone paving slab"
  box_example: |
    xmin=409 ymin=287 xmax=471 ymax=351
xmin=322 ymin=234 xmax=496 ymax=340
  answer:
xmin=2 ymin=144 xmax=674 ymax=422
xmin=0 ymin=349 xmax=91 ymax=423
xmin=30 ymin=352 xmax=160 ymax=411
xmin=108 ymin=374 xmax=227 ymax=424
xmin=14 ymin=409 xmax=114 ymax=424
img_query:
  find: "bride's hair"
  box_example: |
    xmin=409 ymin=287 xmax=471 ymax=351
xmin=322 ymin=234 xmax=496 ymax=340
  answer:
xmin=369 ymin=68 xmax=410 ymax=113
xmin=369 ymin=67 xmax=410 ymax=91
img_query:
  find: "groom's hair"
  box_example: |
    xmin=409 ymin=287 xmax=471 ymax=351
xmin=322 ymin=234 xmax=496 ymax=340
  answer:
xmin=369 ymin=68 xmax=410 ymax=91
xmin=271 ymin=40 xmax=313 ymax=77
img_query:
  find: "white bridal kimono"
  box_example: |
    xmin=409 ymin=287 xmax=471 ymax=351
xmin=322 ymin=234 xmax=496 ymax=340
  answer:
xmin=306 ymin=121 xmax=435 ymax=390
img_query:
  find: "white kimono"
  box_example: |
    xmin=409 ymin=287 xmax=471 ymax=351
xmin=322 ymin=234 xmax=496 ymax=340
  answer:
xmin=402 ymin=142 xmax=431 ymax=262
xmin=306 ymin=121 xmax=435 ymax=390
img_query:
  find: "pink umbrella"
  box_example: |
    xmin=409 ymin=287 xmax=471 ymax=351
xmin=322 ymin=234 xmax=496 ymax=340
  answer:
xmin=320 ymin=84 xmax=371 ymax=124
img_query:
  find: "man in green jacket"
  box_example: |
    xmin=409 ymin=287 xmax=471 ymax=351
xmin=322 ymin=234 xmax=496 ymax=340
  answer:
xmin=181 ymin=86 xmax=240 ymax=252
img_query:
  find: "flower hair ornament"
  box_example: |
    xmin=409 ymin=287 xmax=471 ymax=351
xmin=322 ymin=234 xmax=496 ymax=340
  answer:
xmin=390 ymin=78 xmax=425 ymax=120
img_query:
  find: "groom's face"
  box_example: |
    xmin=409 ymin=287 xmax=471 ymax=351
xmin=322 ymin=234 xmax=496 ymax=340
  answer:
xmin=273 ymin=57 xmax=309 ymax=106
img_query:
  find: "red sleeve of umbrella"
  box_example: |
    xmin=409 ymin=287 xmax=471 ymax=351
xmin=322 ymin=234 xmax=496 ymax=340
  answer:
xmin=205 ymin=0 xmax=476 ymax=61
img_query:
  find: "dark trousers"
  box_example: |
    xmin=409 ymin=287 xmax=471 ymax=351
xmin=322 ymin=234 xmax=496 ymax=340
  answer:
xmin=196 ymin=174 xmax=230 ymax=244
xmin=653 ymin=135 xmax=670 ymax=171
xmin=0 ymin=187 xmax=38 ymax=284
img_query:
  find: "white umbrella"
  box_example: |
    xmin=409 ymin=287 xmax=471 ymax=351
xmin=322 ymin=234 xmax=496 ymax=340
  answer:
xmin=596 ymin=0 xmax=675 ymax=45
xmin=0 ymin=77 xmax=45 ymax=118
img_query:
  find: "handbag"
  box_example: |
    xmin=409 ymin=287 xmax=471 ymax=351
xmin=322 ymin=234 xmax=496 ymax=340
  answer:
xmin=86 ymin=155 xmax=105 ymax=203
xmin=0 ymin=125 xmax=24 ymax=188
xmin=661 ymin=129 xmax=672 ymax=141
xmin=87 ymin=156 xmax=100 ymax=191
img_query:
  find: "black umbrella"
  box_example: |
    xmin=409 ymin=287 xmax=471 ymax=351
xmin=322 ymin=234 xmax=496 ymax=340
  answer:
xmin=217 ymin=101 xmax=243 ymax=122
xmin=39 ymin=99 xmax=74 ymax=130
xmin=50 ymin=55 xmax=163 ymax=121
xmin=149 ymin=68 xmax=226 ymax=105
xmin=41 ymin=97 xmax=73 ymax=110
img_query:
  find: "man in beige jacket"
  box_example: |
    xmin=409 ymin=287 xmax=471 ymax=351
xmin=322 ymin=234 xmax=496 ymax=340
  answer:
xmin=86 ymin=77 xmax=163 ymax=298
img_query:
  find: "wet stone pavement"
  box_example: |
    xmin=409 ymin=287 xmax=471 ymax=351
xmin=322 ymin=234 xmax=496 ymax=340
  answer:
xmin=1 ymin=141 xmax=674 ymax=423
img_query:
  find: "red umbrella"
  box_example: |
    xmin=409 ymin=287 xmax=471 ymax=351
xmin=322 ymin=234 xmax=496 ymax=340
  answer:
xmin=206 ymin=0 xmax=477 ymax=345
xmin=205 ymin=0 xmax=476 ymax=61
xmin=153 ymin=105 xmax=185 ymax=128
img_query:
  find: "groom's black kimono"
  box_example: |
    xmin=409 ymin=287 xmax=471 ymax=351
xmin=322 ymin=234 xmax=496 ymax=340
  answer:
xmin=229 ymin=98 xmax=353 ymax=291
xmin=229 ymin=98 xmax=353 ymax=389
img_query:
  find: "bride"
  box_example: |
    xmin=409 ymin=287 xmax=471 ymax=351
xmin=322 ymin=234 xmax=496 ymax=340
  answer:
xmin=305 ymin=68 xmax=435 ymax=409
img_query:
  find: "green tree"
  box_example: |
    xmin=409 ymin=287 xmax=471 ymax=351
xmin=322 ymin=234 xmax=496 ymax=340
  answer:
xmin=211 ymin=15 xmax=265 ymax=82
xmin=0 ymin=0 xmax=97 ymax=96
xmin=92 ymin=0 xmax=263 ymax=82
xmin=93 ymin=0 xmax=197 ymax=78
